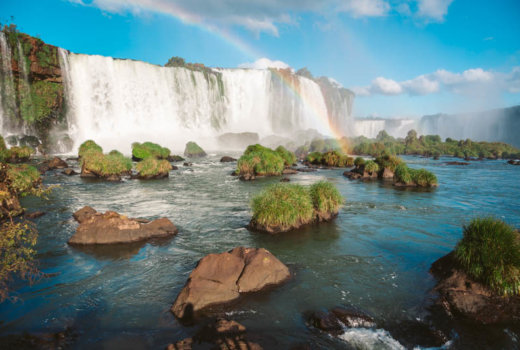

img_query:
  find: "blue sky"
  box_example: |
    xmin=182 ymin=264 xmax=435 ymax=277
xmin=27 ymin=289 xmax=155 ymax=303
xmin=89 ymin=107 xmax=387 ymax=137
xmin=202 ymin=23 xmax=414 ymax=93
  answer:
xmin=1 ymin=0 xmax=519 ymax=118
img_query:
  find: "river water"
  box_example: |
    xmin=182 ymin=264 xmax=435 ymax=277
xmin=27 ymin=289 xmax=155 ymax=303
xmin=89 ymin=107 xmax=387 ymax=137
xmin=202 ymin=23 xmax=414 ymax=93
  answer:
xmin=1 ymin=155 xmax=519 ymax=349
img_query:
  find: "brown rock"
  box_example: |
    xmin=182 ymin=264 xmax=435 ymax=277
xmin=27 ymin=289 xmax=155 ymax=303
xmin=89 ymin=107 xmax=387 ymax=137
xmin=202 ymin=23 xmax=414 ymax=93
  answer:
xmin=171 ymin=247 xmax=289 ymax=319
xmin=220 ymin=156 xmax=237 ymax=162
xmin=430 ymin=252 xmax=520 ymax=324
xmin=62 ymin=168 xmax=78 ymax=176
xmin=69 ymin=208 xmax=178 ymax=245
xmin=48 ymin=157 xmax=68 ymax=169
xmin=381 ymin=167 xmax=394 ymax=179
xmin=25 ymin=211 xmax=46 ymax=219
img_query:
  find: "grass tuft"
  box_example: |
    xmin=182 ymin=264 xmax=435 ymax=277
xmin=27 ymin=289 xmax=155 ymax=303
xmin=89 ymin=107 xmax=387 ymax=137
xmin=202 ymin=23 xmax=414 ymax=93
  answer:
xmin=78 ymin=140 xmax=102 ymax=158
xmin=136 ymin=158 xmax=172 ymax=177
xmin=81 ymin=149 xmax=132 ymax=176
xmin=309 ymin=181 xmax=344 ymax=214
xmin=236 ymin=144 xmax=285 ymax=177
xmin=132 ymin=142 xmax=170 ymax=160
xmin=455 ymin=217 xmax=520 ymax=296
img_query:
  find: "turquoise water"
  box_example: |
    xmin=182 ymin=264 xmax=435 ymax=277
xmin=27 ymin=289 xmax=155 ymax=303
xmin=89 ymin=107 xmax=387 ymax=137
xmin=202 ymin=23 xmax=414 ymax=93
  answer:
xmin=1 ymin=155 xmax=519 ymax=349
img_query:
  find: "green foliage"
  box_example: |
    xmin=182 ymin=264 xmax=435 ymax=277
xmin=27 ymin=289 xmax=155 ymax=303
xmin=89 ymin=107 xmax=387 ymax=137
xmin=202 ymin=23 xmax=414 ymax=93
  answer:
xmin=394 ymin=163 xmax=412 ymax=184
xmin=165 ymin=56 xmax=186 ymax=67
xmin=306 ymin=150 xmax=353 ymax=167
xmin=364 ymin=160 xmax=379 ymax=173
xmin=251 ymin=184 xmax=314 ymax=230
xmin=354 ymin=157 xmax=365 ymax=167
xmin=20 ymin=81 xmax=63 ymax=124
xmin=136 ymin=157 xmax=172 ymax=177
xmin=132 ymin=142 xmax=170 ymax=160
xmin=7 ymin=146 xmax=34 ymax=161
xmin=184 ymin=141 xmax=206 ymax=158
xmin=309 ymin=181 xmax=344 ymax=215
xmin=236 ymin=144 xmax=284 ymax=176
xmin=6 ymin=164 xmax=40 ymax=195
xmin=375 ymin=154 xmax=402 ymax=171
xmin=81 ymin=149 xmax=132 ymax=176
xmin=275 ymin=145 xmax=296 ymax=166
xmin=394 ymin=163 xmax=437 ymax=187
xmin=78 ymin=140 xmax=103 ymax=158
xmin=306 ymin=152 xmax=323 ymax=164
xmin=455 ymin=218 xmax=520 ymax=296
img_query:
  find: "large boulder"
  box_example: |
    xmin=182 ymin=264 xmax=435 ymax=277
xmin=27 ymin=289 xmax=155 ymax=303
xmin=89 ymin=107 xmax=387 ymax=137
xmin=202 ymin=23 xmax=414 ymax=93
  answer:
xmin=430 ymin=252 xmax=520 ymax=324
xmin=47 ymin=157 xmax=68 ymax=170
xmin=171 ymin=247 xmax=290 ymax=319
xmin=184 ymin=141 xmax=207 ymax=158
xmin=220 ymin=156 xmax=237 ymax=163
xmin=68 ymin=207 xmax=178 ymax=245
xmin=306 ymin=306 xmax=375 ymax=336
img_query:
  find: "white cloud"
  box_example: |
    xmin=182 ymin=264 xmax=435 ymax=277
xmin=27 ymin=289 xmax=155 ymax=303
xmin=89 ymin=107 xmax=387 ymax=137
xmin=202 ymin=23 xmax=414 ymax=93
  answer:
xmin=338 ymin=0 xmax=390 ymax=17
xmin=416 ymin=0 xmax=454 ymax=22
xmin=353 ymin=67 xmax=520 ymax=97
xmin=238 ymin=58 xmax=291 ymax=70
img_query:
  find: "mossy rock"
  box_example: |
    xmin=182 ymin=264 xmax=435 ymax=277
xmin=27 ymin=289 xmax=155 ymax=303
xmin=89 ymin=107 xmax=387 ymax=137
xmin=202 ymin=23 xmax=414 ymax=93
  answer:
xmin=236 ymin=144 xmax=285 ymax=179
xmin=132 ymin=142 xmax=170 ymax=160
xmin=78 ymin=140 xmax=103 ymax=158
xmin=80 ymin=149 xmax=132 ymax=180
xmin=184 ymin=141 xmax=206 ymax=158
xmin=136 ymin=158 xmax=172 ymax=179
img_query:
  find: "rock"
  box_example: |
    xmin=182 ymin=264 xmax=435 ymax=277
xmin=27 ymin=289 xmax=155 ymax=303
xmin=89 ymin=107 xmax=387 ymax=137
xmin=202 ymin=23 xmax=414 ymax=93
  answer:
xmin=445 ymin=161 xmax=469 ymax=166
xmin=306 ymin=306 xmax=375 ymax=336
xmin=48 ymin=157 xmax=68 ymax=169
xmin=184 ymin=141 xmax=207 ymax=158
xmin=507 ymin=160 xmax=520 ymax=165
xmin=183 ymin=162 xmax=193 ymax=167
xmin=25 ymin=211 xmax=46 ymax=219
xmin=280 ymin=177 xmax=290 ymax=182
xmin=69 ymin=207 xmax=178 ymax=244
xmin=168 ymin=155 xmax=185 ymax=162
xmin=430 ymin=252 xmax=520 ymax=324
xmin=171 ymin=165 xmax=179 ymax=170
xmin=343 ymin=170 xmax=362 ymax=180
xmin=380 ymin=167 xmax=394 ymax=179
xmin=106 ymin=174 xmax=122 ymax=182
xmin=239 ymin=174 xmax=255 ymax=181
xmin=282 ymin=168 xmax=298 ymax=175
xmin=37 ymin=162 xmax=50 ymax=174
xmin=62 ymin=168 xmax=78 ymax=176
xmin=220 ymin=156 xmax=237 ymax=163
xmin=72 ymin=206 xmax=97 ymax=223
xmin=386 ymin=320 xmax=448 ymax=349
xmin=66 ymin=157 xmax=79 ymax=162
xmin=171 ymin=247 xmax=289 ymax=319
xmin=295 ymin=167 xmax=316 ymax=173
xmin=167 ymin=319 xmax=263 ymax=350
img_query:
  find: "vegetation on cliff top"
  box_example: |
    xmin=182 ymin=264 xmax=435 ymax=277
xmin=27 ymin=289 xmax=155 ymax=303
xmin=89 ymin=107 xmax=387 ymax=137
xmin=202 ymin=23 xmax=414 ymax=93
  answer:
xmin=250 ymin=182 xmax=344 ymax=232
xmin=454 ymin=217 xmax=520 ymax=296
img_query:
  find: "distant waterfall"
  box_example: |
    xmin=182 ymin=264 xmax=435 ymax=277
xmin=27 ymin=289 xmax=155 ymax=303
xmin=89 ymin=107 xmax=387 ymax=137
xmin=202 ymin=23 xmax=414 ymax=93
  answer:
xmin=353 ymin=119 xmax=417 ymax=139
xmin=0 ymin=32 xmax=17 ymax=134
xmin=58 ymin=52 xmax=354 ymax=152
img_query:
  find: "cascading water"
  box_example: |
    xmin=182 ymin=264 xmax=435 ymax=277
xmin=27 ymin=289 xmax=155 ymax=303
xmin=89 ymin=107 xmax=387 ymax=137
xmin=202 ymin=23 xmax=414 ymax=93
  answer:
xmin=60 ymin=52 xmax=353 ymax=152
xmin=353 ymin=119 xmax=418 ymax=139
xmin=0 ymin=32 xmax=17 ymax=134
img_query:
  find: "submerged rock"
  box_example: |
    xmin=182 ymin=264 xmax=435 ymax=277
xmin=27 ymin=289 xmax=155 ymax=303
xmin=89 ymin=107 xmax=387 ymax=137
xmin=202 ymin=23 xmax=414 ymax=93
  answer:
xmin=220 ymin=156 xmax=237 ymax=163
xmin=62 ymin=168 xmax=78 ymax=176
xmin=306 ymin=306 xmax=375 ymax=336
xmin=168 ymin=155 xmax=185 ymax=162
xmin=507 ymin=159 xmax=520 ymax=165
xmin=430 ymin=252 xmax=520 ymax=324
xmin=25 ymin=211 xmax=46 ymax=219
xmin=167 ymin=319 xmax=262 ymax=350
xmin=445 ymin=161 xmax=470 ymax=166
xmin=171 ymin=247 xmax=290 ymax=319
xmin=48 ymin=157 xmax=68 ymax=169
xmin=68 ymin=207 xmax=178 ymax=245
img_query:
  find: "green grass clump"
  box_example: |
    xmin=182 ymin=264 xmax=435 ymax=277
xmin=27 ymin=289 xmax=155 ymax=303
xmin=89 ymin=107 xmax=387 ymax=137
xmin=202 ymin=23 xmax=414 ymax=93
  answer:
xmin=375 ymin=154 xmax=402 ymax=171
xmin=306 ymin=150 xmax=353 ymax=167
xmin=364 ymin=160 xmax=379 ymax=173
xmin=275 ymin=145 xmax=296 ymax=166
xmin=132 ymin=142 xmax=170 ymax=160
xmin=309 ymin=181 xmax=344 ymax=215
xmin=236 ymin=144 xmax=285 ymax=177
xmin=184 ymin=141 xmax=206 ymax=158
xmin=306 ymin=152 xmax=323 ymax=164
xmin=454 ymin=218 xmax=520 ymax=296
xmin=136 ymin=158 xmax=172 ymax=177
xmin=6 ymin=164 xmax=41 ymax=195
xmin=8 ymin=146 xmax=34 ymax=160
xmin=410 ymin=168 xmax=438 ymax=187
xmin=81 ymin=149 xmax=132 ymax=176
xmin=394 ymin=163 xmax=412 ymax=184
xmin=78 ymin=140 xmax=102 ymax=158
xmin=251 ymin=184 xmax=314 ymax=230
xmin=354 ymin=157 xmax=365 ymax=167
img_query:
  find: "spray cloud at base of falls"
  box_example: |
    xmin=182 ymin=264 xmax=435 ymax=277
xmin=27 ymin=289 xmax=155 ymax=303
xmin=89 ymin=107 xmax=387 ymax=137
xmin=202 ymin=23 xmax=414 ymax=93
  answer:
xmin=57 ymin=51 xmax=355 ymax=153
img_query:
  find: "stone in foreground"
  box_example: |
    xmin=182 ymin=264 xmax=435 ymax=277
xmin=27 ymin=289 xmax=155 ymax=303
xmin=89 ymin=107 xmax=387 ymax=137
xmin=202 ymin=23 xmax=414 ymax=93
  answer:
xmin=171 ymin=247 xmax=290 ymax=319
xmin=430 ymin=252 xmax=520 ymax=324
xmin=68 ymin=206 xmax=178 ymax=244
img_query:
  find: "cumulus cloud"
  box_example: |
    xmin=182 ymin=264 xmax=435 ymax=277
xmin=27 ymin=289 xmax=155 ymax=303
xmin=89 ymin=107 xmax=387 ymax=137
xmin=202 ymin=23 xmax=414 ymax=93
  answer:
xmin=338 ymin=0 xmax=390 ymax=17
xmin=238 ymin=58 xmax=291 ymax=70
xmin=354 ymin=67 xmax=520 ymax=97
xmin=416 ymin=0 xmax=454 ymax=22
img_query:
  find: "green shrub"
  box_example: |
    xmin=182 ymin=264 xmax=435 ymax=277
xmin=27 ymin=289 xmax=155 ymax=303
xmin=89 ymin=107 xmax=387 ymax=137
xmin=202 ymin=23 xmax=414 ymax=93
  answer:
xmin=394 ymin=163 xmax=412 ymax=184
xmin=307 ymin=150 xmax=352 ymax=167
xmin=236 ymin=144 xmax=284 ymax=176
xmin=275 ymin=145 xmax=296 ymax=166
xmin=251 ymin=184 xmax=314 ymax=230
xmin=184 ymin=141 xmax=206 ymax=158
xmin=136 ymin=158 xmax=172 ymax=177
xmin=132 ymin=142 xmax=170 ymax=160
xmin=410 ymin=168 xmax=438 ymax=187
xmin=354 ymin=157 xmax=365 ymax=167
xmin=81 ymin=149 xmax=132 ymax=176
xmin=78 ymin=140 xmax=102 ymax=158
xmin=375 ymin=154 xmax=402 ymax=171
xmin=306 ymin=152 xmax=323 ymax=164
xmin=309 ymin=181 xmax=343 ymax=214
xmin=455 ymin=218 xmax=520 ymax=296
xmin=8 ymin=146 xmax=34 ymax=160
xmin=364 ymin=160 xmax=379 ymax=173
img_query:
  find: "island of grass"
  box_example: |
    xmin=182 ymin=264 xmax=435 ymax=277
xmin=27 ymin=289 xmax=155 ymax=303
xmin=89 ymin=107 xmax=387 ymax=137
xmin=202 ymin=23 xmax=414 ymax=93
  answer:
xmin=305 ymin=150 xmax=354 ymax=168
xmin=235 ymin=144 xmax=296 ymax=180
xmin=430 ymin=217 xmax=520 ymax=324
xmin=249 ymin=181 xmax=343 ymax=233
xmin=344 ymin=154 xmax=437 ymax=188
xmin=79 ymin=141 xmax=132 ymax=181
xmin=132 ymin=141 xmax=171 ymax=161
xmin=184 ymin=141 xmax=206 ymax=158
xmin=0 ymin=136 xmax=35 ymax=163
xmin=135 ymin=157 xmax=173 ymax=179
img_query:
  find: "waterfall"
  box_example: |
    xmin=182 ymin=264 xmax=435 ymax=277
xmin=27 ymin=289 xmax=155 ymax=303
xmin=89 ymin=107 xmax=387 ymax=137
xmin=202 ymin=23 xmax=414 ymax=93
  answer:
xmin=16 ymin=40 xmax=34 ymax=127
xmin=62 ymin=52 xmax=352 ymax=152
xmin=353 ymin=119 xmax=418 ymax=139
xmin=0 ymin=32 xmax=17 ymax=134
